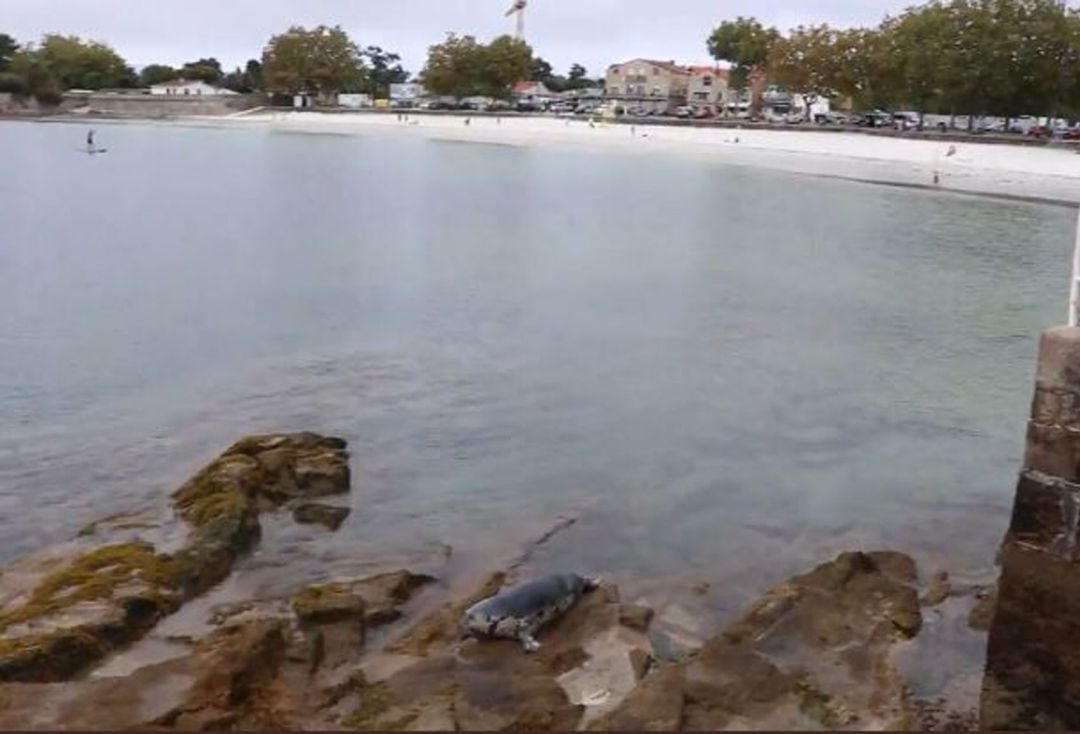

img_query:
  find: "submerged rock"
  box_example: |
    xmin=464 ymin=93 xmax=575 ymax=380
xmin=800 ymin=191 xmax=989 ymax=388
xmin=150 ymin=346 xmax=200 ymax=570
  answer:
xmin=0 ymin=432 xmax=350 ymax=683
xmin=293 ymin=503 xmax=351 ymax=531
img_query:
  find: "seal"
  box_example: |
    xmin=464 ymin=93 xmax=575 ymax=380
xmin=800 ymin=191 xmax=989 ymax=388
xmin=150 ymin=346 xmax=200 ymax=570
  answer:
xmin=459 ymin=573 xmax=600 ymax=652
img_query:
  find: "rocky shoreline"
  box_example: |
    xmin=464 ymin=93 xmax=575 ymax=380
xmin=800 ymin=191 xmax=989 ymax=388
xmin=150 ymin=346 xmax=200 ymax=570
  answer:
xmin=0 ymin=432 xmax=999 ymax=730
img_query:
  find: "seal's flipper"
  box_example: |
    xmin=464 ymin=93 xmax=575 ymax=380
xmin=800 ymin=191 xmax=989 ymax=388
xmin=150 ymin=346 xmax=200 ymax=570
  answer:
xmin=520 ymin=633 xmax=541 ymax=653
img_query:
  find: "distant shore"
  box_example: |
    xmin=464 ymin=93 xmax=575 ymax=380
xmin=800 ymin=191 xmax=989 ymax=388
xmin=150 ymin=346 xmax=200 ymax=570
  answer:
xmin=236 ymin=111 xmax=1080 ymax=206
xmin=14 ymin=110 xmax=1080 ymax=205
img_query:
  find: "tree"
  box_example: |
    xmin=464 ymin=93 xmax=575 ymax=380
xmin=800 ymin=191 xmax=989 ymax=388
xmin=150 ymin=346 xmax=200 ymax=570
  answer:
xmin=139 ymin=64 xmax=177 ymax=87
xmin=0 ymin=33 xmax=18 ymax=72
xmin=832 ymin=28 xmax=898 ymax=111
xmin=7 ymin=50 xmax=62 ymax=104
xmin=222 ymin=59 xmax=263 ymax=93
xmin=420 ymin=33 xmax=532 ymax=100
xmin=360 ymin=46 xmax=408 ymax=97
xmin=531 ymin=56 xmax=555 ymax=83
xmin=563 ymin=63 xmax=596 ymax=91
xmin=477 ymin=35 xmax=533 ymax=98
xmin=180 ymin=57 xmax=223 ymax=84
xmin=31 ymin=34 xmax=135 ymax=89
xmin=262 ymin=25 xmax=364 ymax=100
xmin=707 ymin=17 xmax=779 ymax=89
xmin=769 ymin=25 xmax=841 ymax=119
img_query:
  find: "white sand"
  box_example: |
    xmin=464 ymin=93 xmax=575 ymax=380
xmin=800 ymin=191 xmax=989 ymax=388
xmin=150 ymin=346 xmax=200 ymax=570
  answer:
xmin=217 ymin=111 xmax=1080 ymax=206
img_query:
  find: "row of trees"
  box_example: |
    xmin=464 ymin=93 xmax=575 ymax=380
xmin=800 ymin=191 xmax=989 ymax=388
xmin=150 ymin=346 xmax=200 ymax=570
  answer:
xmin=0 ymin=24 xmax=592 ymax=107
xmin=0 ymin=26 xmax=412 ymax=104
xmin=0 ymin=33 xmax=134 ymax=102
xmin=709 ymin=0 xmax=1080 ymax=123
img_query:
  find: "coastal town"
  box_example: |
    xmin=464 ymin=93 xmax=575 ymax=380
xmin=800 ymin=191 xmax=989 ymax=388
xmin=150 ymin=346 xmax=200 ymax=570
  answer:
xmin=3 ymin=0 xmax=1080 ymax=138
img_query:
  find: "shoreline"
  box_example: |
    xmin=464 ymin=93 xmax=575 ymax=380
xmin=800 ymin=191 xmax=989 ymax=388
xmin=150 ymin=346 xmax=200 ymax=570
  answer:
xmin=19 ymin=111 xmax=1080 ymax=208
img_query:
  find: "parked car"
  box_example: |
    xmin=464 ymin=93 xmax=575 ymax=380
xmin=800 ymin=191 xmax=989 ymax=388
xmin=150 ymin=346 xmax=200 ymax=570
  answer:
xmin=674 ymin=106 xmax=693 ymax=119
xmin=549 ymin=102 xmax=576 ymax=114
xmin=859 ymin=111 xmax=893 ymax=128
xmin=693 ymin=108 xmax=714 ymax=119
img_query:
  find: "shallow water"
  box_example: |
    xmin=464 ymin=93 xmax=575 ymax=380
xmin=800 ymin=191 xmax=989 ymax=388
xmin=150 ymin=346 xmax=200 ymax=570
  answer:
xmin=0 ymin=119 xmax=1072 ymax=618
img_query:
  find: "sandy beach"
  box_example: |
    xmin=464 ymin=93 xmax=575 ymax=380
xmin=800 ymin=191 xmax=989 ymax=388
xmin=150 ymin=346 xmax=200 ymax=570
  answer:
xmin=218 ymin=111 xmax=1080 ymax=206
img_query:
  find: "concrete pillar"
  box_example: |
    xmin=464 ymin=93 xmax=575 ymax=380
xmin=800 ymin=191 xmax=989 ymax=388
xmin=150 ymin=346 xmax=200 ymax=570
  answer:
xmin=982 ymin=326 xmax=1080 ymax=729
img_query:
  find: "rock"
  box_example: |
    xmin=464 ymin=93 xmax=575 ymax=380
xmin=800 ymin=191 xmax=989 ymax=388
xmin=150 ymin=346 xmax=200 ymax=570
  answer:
xmin=154 ymin=618 xmax=294 ymax=730
xmin=922 ymin=571 xmax=952 ymax=607
xmin=597 ymin=550 xmax=922 ymax=730
xmin=292 ymin=503 xmax=351 ymax=531
xmin=649 ymin=630 xmax=690 ymax=663
xmin=294 ymin=452 xmax=350 ymax=498
xmin=619 ymin=604 xmax=654 ymax=632
xmin=967 ymin=584 xmax=997 ymax=632
xmin=349 ymin=570 xmax=436 ymax=627
xmin=0 ymin=542 xmax=185 ymax=682
xmin=294 ymin=571 xmax=435 ymax=631
xmin=0 ymin=432 xmax=349 ymax=683
xmin=628 ymin=648 xmax=653 ymax=682
xmin=385 ymin=572 xmax=507 ymax=657
xmin=589 ymin=666 xmax=685 ymax=731
xmin=348 ymin=574 xmax=637 ymax=731
xmin=292 ymin=583 xmax=366 ymax=627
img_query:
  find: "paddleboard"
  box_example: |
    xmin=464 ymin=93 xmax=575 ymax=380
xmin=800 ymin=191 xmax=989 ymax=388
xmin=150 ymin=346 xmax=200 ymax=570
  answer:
xmin=77 ymin=148 xmax=108 ymax=154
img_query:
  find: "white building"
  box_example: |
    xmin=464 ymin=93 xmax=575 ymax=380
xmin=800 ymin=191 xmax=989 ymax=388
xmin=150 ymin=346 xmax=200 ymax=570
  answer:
xmin=149 ymin=79 xmax=238 ymax=97
xmin=337 ymin=93 xmax=373 ymax=109
xmin=389 ymin=83 xmax=426 ymax=104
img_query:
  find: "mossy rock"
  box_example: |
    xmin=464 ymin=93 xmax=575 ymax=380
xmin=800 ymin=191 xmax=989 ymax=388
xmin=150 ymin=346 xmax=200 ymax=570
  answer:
xmin=292 ymin=583 xmax=366 ymax=626
xmin=0 ymin=433 xmax=348 ymax=683
xmin=0 ymin=628 xmax=108 ymax=683
xmin=0 ymin=543 xmax=182 ymax=633
xmin=225 ymin=433 xmax=347 ymax=457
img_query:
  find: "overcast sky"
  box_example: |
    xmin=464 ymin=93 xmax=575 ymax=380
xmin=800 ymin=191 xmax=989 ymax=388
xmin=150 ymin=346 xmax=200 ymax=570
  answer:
xmin=5 ymin=1 xmax=921 ymax=76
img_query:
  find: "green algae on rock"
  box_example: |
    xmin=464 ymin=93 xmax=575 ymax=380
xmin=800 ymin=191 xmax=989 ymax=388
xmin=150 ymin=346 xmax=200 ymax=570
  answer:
xmin=0 ymin=432 xmax=350 ymax=683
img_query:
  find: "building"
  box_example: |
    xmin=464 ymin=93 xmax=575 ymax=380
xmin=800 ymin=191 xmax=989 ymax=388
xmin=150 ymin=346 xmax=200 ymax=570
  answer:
xmin=512 ymin=80 xmax=557 ymax=109
xmin=149 ymin=79 xmax=238 ymax=96
xmin=685 ymin=66 xmax=729 ymax=114
xmin=604 ymin=59 xmax=690 ymax=113
xmin=337 ymin=93 xmax=373 ymax=109
xmin=389 ymin=83 xmax=427 ymax=107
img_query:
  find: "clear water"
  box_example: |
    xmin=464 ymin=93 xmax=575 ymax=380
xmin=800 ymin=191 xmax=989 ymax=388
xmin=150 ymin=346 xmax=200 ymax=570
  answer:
xmin=0 ymin=120 xmax=1073 ymax=617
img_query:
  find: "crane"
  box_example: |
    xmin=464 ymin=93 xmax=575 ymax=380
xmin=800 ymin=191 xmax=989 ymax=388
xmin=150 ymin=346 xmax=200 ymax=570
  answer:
xmin=505 ymin=0 xmax=527 ymax=40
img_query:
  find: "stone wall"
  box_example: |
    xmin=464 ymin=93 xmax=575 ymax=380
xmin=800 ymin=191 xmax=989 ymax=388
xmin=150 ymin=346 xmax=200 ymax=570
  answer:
xmin=61 ymin=93 xmax=263 ymax=118
xmin=981 ymin=326 xmax=1080 ymax=729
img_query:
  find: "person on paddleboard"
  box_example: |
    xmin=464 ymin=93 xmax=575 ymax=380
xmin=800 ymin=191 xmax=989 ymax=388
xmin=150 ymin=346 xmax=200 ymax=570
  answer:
xmin=86 ymin=129 xmax=95 ymax=152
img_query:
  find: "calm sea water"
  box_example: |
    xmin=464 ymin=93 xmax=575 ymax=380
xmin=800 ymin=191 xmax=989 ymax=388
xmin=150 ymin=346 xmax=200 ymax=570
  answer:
xmin=0 ymin=120 xmax=1073 ymax=615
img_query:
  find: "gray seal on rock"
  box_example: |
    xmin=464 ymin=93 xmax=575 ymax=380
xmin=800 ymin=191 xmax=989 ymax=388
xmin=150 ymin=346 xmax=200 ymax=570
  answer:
xmin=460 ymin=573 xmax=600 ymax=652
